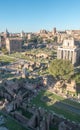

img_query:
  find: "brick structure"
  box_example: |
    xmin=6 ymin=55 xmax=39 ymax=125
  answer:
xmin=6 ymin=37 xmax=22 ymax=53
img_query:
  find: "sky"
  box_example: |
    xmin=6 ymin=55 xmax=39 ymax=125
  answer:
xmin=0 ymin=0 xmax=80 ymax=32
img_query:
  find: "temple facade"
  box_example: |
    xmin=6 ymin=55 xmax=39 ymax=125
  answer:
xmin=57 ymin=38 xmax=80 ymax=65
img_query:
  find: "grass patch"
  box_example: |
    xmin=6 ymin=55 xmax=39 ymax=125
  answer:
xmin=5 ymin=117 xmax=27 ymax=130
xmin=0 ymin=55 xmax=16 ymax=63
xmin=18 ymin=108 xmax=33 ymax=119
xmin=0 ymin=111 xmax=28 ymax=130
xmin=50 ymin=125 xmax=58 ymax=130
xmin=31 ymin=90 xmax=80 ymax=123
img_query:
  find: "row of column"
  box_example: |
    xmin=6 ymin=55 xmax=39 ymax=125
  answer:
xmin=57 ymin=49 xmax=77 ymax=64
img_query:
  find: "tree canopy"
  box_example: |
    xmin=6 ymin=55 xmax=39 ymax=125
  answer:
xmin=49 ymin=59 xmax=74 ymax=80
xmin=28 ymin=36 xmax=38 ymax=43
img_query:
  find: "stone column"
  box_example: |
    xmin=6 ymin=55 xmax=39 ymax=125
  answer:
xmin=72 ymin=51 xmax=74 ymax=64
xmin=57 ymin=50 xmax=61 ymax=59
xmin=66 ymin=50 xmax=68 ymax=59
xmin=68 ymin=51 xmax=69 ymax=60
xmin=63 ymin=50 xmax=65 ymax=59
xmin=60 ymin=50 xmax=62 ymax=59
xmin=57 ymin=50 xmax=59 ymax=59
xmin=69 ymin=51 xmax=72 ymax=61
xmin=72 ymin=51 xmax=75 ymax=64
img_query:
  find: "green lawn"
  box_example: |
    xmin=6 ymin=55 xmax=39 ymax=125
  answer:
xmin=0 ymin=55 xmax=16 ymax=63
xmin=50 ymin=125 xmax=58 ymax=130
xmin=0 ymin=111 xmax=28 ymax=130
xmin=31 ymin=90 xmax=80 ymax=123
xmin=5 ymin=117 xmax=27 ymax=130
xmin=9 ymin=48 xmax=55 ymax=63
xmin=17 ymin=108 xmax=33 ymax=119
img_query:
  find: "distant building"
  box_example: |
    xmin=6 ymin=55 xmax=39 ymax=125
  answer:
xmin=52 ymin=27 xmax=56 ymax=35
xmin=0 ymin=29 xmax=10 ymax=48
xmin=4 ymin=29 xmax=9 ymax=38
xmin=27 ymin=34 xmax=32 ymax=40
xmin=6 ymin=38 xmax=22 ymax=53
xmin=0 ymin=36 xmax=5 ymax=47
xmin=57 ymin=37 xmax=80 ymax=65
xmin=20 ymin=30 xmax=25 ymax=38
xmin=27 ymin=33 xmax=35 ymax=40
xmin=39 ymin=29 xmax=47 ymax=34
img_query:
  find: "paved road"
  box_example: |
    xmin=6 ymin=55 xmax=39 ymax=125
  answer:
xmin=54 ymin=101 xmax=80 ymax=115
